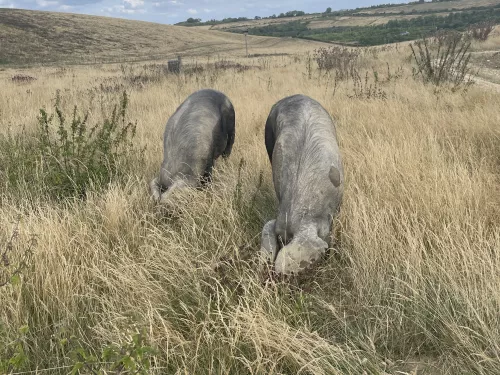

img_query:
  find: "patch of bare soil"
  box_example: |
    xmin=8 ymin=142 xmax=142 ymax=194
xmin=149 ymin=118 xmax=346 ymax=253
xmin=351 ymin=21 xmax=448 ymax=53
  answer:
xmin=471 ymin=50 xmax=500 ymax=87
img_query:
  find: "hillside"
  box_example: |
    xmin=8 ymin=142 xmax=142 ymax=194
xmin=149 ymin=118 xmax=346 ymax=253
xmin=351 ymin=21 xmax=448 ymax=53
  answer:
xmin=188 ymin=0 xmax=500 ymax=46
xmin=203 ymin=13 xmax=432 ymax=33
xmin=0 ymin=9 xmax=329 ymax=66
xmin=360 ymin=0 xmax=500 ymax=14
xmin=194 ymin=0 xmax=500 ymax=31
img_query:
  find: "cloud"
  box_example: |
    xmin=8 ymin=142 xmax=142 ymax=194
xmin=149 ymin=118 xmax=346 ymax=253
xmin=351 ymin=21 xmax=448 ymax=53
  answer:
xmin=105 ymin=4 xmax=144 ymax=13
xmin=123 ymin=0 xmax=143 ymax=7
xmin=3 ymin=0 xmax=411 ymax=26
xmin=147 ymin=0 xmax=184 ymax=13
xmin=36 ymin=0 xmax=58 ymax=6
xmin=55 ymin=0 xmax=104 ymax=5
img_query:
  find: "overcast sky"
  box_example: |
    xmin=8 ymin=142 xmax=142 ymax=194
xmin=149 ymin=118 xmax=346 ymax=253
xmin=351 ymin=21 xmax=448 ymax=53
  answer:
xmin=0 ymin=0 xmax=409 ymax=24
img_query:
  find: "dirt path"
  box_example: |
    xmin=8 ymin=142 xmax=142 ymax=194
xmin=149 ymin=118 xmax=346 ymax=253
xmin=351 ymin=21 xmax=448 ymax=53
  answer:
xmin=471 ymin=74 xmax=500 ymax=92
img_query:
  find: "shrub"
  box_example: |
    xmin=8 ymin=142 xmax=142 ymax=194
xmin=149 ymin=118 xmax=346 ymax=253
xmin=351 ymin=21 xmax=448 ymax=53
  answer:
xmin=0 ymin=218 xmax=35 ymax=288
xmin=313 ymin=46 xmax=359 ymax=80
xmin=0 ymin=220 xmax=35 ymax=373
xmin=0 ymin=324 xmax=30 ymax=373
xmin=348 ymin=70 xmax=387 ymax=100
xmin=0 ymin=91 xmax=142 ymax=201
xmin=1 ymin=324 xmax=156 ymax=374
xmin=468 ymin=21 xmax=495 ymax=41
xmin=38 ymin=91 xmax=140 ymax=200
xmin=410 ymin=31 xmax=475 ymax=92
xmin=65 ymin=328 xmax=156 ymax=375
xmin=11 ymin=74 xmax=37 ymax=84
xmin=214 ymin=60 xmax=254 ymax=72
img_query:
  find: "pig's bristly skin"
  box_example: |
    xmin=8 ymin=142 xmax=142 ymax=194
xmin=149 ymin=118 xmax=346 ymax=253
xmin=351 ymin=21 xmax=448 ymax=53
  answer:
xmin=150 ymin=89 xmax=235 ymax=202
xmin=261 ymin=94 xmax=344 ymax=275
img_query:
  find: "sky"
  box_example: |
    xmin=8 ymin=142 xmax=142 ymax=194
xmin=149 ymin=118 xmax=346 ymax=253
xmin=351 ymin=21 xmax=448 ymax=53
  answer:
xmin=0 ymin=0 xmax=409 ymax=25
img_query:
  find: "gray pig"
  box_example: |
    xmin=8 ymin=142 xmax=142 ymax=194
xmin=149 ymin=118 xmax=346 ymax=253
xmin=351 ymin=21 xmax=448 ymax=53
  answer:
xmin=261 ymin=94 xmax=344 ymax=275
xmin=150 ymin=89 xmax=235 ymax=201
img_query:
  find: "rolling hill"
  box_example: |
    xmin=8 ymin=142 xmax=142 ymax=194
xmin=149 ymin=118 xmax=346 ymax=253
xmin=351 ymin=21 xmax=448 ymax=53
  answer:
xmin=0 ymin=9 xmax=329 ymax=66
xmin=194 ymin=0 xmax=500 ymax=32
xmin=187 ymin=0 xmax=500 ymax=46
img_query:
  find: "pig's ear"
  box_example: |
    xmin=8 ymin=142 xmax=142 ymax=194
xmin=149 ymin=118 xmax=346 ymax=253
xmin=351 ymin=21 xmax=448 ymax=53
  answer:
xmin=329 ymin=165 xmax=341 ymax=188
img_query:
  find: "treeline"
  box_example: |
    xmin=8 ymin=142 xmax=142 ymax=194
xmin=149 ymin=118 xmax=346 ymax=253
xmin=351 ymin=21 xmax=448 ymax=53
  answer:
xmin=232 ymin=6 xmax=500 ymax=46
xmin=316 ymin=0 xmax=460 ymax=18
xmin=175 ymin=10 xmax=306 ymax=27
xmin=176 ymin=16 xmax=250 ymax=26
xmin=355 ymin=2 xmax=500 ymax=16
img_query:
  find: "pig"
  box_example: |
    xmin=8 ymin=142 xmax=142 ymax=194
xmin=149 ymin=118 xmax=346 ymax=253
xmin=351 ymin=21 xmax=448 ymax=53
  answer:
xmin=150 ymin=89 xmax=235 ymax=202
xmin=261 ymin=94 xmax=344 ymax=275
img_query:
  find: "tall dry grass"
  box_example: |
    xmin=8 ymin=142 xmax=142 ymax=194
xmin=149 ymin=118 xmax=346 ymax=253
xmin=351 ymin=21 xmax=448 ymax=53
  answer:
xmin=1 ymin=46 xmax=499 ymax=374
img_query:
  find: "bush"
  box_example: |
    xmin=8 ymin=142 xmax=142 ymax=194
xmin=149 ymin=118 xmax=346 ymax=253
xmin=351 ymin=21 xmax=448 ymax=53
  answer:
xmin=0 ymin=218 xmax=35 ymax=288
xmin=468 ymin=21 xmax=495 ymax=41
xmin=64 ymin=328 xmax=156 ymax=375
xmin=410 ymin=31 xmax=475 ymax=91
xmin=11 ymin=74 xmax=37 ymax=84
xmin=348 ymin=70 xmax=388 ymax=100
xmin=313 ymin=46 xmax=359 ymax=80
xmin=0 ymin=220 xmax=34 ymax=373
xmin=0 ymin=91 xmax=142 ymax=201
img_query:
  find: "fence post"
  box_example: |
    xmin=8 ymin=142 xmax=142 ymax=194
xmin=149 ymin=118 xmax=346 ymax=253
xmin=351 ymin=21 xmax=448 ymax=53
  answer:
xmin=244 ymin=30 xmax=249 ymax=58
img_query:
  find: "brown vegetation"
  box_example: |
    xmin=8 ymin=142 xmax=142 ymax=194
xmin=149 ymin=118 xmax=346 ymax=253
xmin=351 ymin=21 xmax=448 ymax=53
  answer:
xmin=0 ymin=40 xmax=499 ymax=374
xmin=0 ymin=9 xmax=328 ymax=66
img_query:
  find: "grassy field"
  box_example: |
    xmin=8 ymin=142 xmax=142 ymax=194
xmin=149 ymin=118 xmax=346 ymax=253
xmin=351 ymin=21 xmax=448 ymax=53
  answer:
xmin=205 ymin=14 xmax=428 ymax=31
xmin=1 ymin=23 xmax=500 ymax=375
xmin=194 ymin=0 xmax=500 ymax=32
xmin=0 ymin=9 xmax=328 ymax=66
xmin=186 ymin=0 xmax=500 ymax=46
xmin=361 ymin=0 xmax=500 ymax=14
xmin=468 ymin=27 xmax=500 ymax=86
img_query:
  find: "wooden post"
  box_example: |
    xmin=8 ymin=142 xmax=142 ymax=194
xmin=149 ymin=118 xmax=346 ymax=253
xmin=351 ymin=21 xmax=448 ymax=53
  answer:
xmin=167 ymin=56 xmax=182 ymax=74
xmin=244 ymin=30 xmax=249 ymax=57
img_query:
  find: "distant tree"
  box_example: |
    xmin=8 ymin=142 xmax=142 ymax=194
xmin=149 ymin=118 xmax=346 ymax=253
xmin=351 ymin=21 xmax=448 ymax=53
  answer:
xmin=325 ymin=7 xmax=332 ymax=14
xmin=270 ymin=14 xmax=277 ymax=18
xmin=278 ymin=10 xmax=305 ymax=17
xmin=255 ymin=16 xmax=261 ymax=20
xmin=186 ymin=17 xmax=201 ymax=23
